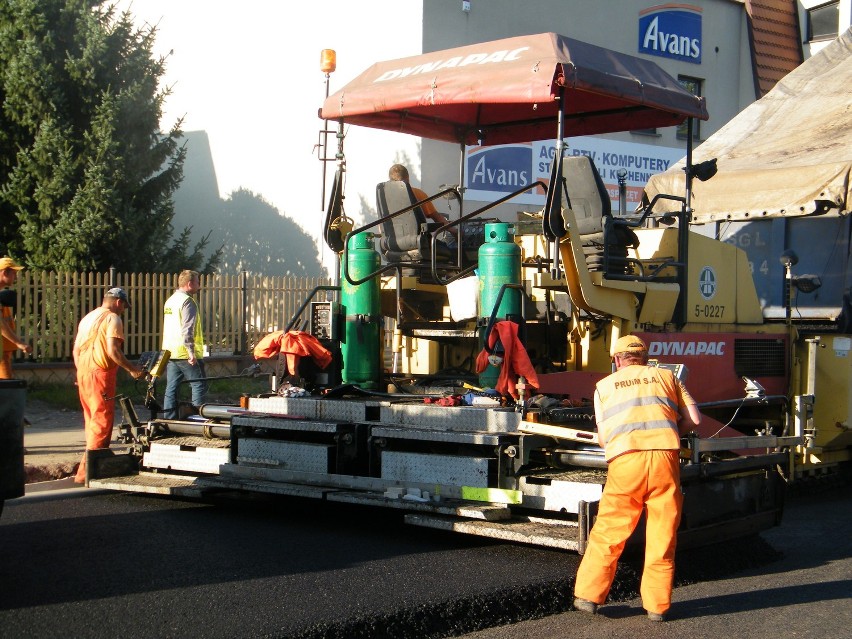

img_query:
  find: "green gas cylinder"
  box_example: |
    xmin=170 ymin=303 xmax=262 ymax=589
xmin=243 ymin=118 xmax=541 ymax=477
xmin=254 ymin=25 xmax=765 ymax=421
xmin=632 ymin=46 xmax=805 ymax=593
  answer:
xmin=478 ymin=222 xmax=521 ymax=389
xmin=340 ymin=232 xmax=382 ymax=389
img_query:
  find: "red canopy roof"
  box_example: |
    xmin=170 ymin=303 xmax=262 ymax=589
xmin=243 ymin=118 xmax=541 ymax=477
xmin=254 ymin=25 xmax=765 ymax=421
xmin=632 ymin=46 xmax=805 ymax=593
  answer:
xmin=320 ymin=33 xmax=708 ymax=146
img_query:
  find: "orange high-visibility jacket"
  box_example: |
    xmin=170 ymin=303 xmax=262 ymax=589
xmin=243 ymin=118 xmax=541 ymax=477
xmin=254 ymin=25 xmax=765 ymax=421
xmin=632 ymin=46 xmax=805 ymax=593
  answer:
xmin=595 ymin=364 xmax=694 ymax=461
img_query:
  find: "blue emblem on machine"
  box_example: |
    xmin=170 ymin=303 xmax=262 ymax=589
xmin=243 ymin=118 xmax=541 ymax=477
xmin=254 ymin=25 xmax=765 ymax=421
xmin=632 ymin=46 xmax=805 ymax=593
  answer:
xmin=699 ymin=265 xmax=717 ymax=300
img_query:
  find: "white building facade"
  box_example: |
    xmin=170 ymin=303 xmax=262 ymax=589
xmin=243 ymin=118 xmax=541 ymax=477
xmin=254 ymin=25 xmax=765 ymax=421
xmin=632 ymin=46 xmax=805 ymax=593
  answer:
xmin=415 ymin=0 xmax=850 ymax=217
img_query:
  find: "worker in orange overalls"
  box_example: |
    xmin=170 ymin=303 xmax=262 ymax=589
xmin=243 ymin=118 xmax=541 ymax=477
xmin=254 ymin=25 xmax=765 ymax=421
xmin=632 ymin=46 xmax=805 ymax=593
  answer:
xmin=573 ymin=335 xmax=701 ymax=622
xmin=0 ymin=256 xmax=32 ymax=379
xmin=73 ymin=287 xmax=145 ymax=484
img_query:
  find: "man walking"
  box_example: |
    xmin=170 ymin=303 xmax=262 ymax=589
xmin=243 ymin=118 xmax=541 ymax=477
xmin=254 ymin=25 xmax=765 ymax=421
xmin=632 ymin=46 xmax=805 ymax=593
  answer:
xmin=161 ymin=270 xmax=207 ymax=419
xmin=0 ymin=256 xmax=32 ymax=379
xmin=73 ymin=287 xmax=145 ymax=484
xmin=573 ymin=335 xmax=701 ymax=622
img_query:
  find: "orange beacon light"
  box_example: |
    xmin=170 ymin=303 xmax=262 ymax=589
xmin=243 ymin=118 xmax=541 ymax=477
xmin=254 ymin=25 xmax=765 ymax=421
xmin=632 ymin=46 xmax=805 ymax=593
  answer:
xmin=320 ymin=49 xmax=336 ymax=74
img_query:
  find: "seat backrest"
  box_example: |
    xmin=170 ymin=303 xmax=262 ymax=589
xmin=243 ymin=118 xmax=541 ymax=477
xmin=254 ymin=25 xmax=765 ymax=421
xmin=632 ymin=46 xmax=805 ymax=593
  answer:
xmin=376 ymin=180 xmax=429 ymax=253
xmin=562 ymin=155 xmax=610 ymax=238
xmin=562 ymin=155 xmax=640 ymax=275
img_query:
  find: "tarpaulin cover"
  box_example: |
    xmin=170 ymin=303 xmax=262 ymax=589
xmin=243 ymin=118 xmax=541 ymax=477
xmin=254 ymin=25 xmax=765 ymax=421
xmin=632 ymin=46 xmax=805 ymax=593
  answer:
xmin=320 ymin=32 xmax=708 ymax=146
xmin=644 ymin=27 xmax=852 ymax=222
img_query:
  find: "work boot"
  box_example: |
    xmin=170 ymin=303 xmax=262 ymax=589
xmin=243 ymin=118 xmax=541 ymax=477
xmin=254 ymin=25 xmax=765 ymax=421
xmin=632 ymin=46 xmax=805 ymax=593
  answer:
xmin=647 ymin=610 xmax=666 ymax=622
xmin=573 ymin=598 xmax=598 ymax=614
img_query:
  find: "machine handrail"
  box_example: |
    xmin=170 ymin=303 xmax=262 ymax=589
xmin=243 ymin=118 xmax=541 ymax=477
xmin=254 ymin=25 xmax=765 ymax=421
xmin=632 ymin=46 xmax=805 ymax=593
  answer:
xmin=614 ymin=192 xmax=687 ymax=228
xmin=431 ymin=180 xmax=548 ymax=285
xmin=480 ymin=282 xmax=529 ymax=349
xmin=601 ymin=192 xmax=689 ymax=285
xmin=340 ymin=185 xmax=461 ymax=286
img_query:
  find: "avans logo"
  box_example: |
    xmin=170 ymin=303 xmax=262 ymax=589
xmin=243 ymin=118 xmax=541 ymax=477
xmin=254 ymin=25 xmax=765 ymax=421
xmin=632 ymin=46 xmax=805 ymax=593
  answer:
xmin=467 ymin=145 xmax=532 ymax=194
xmin=638 ymin=5 xmax=702 ymax=64
xmin=648 ymin=341 xmax=725 ymax=356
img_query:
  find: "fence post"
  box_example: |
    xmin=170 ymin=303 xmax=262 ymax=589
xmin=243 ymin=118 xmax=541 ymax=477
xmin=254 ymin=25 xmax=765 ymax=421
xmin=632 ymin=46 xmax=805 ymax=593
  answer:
xmin=240 ymin=270 xmax=248 ymax=356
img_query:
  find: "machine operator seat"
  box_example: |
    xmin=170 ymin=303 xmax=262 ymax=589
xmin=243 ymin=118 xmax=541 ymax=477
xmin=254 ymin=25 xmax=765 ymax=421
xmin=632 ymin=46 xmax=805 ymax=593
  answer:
xmin=562 ymin=155 xmax=638 ymax=276
xmin=376 ymin=180 xmax=452 ymax=273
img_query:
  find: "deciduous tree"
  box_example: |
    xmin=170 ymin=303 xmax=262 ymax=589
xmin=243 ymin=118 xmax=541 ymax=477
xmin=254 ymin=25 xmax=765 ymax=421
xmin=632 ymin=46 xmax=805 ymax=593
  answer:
xmin=215 ymin=188 xmax=327 ymax=277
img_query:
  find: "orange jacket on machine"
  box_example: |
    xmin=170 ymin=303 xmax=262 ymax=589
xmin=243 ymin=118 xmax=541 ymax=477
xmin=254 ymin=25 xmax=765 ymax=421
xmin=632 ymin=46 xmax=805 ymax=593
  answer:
xmin=254 ymin=330 xmax=332 ymax=377
xmin=474 ymin=320 xmax=539 ymax=399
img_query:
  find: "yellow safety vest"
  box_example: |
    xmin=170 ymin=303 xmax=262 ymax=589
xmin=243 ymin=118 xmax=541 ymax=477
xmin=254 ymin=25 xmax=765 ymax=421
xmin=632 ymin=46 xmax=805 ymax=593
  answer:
xmin=162 ymin=290 xmax=204 ymax=360
xmin=595 ymin=365 xmax=691 ymax=461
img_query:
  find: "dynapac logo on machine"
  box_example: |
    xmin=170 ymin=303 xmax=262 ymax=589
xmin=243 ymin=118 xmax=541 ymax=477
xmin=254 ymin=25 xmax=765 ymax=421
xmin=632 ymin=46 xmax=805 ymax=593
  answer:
xmin=648 ymin=340 xmax=725 ymax=356
xmin=374 ymin=47 xmax=530 ymax=82
xmin=638 ymin=4 xmax=702 ymax=64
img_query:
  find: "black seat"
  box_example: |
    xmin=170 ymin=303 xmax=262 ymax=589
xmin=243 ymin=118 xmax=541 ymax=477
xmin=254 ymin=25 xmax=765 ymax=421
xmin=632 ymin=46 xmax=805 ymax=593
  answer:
xmin=562 ymin=156 xmax=638 ymax=275
xmin=376 ymin=180 xmax=452 ymax=267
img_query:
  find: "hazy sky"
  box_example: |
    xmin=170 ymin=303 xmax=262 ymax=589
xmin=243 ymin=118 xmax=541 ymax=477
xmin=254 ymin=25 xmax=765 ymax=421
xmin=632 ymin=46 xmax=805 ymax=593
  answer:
xmin=116 ymin=0 xmax=423 ymax=268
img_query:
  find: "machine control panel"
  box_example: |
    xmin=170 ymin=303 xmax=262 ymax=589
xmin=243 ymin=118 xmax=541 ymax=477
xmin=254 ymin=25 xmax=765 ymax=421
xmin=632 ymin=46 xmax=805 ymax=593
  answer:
xmin=649 ymin=360 xmax=688 ymax=381
xmin=310 ymin=301 xmax=339 ymax=340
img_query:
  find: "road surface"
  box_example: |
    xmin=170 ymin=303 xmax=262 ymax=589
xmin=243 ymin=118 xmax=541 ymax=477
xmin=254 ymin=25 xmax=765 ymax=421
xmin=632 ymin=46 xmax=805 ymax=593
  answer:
xmin=5 ymin=481 xmax=846 ymax=638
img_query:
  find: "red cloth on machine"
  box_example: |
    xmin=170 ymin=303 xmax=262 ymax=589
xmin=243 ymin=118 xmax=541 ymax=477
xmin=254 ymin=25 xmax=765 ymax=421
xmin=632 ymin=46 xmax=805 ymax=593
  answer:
xmin=474 ymin=321 xmax=539 ymax=400
xmin=253 ymin=330 xmax=285 ymax=360
xmin=254 ymin=330 xmax=332 ymax=376
xmin=423 ymin=395 xmax=462 ymax=406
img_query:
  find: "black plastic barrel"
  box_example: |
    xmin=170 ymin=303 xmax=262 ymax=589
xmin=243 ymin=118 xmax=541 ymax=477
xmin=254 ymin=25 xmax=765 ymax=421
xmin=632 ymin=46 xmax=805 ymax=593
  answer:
xmin=0 ymin=379 xmax=27 ymax=513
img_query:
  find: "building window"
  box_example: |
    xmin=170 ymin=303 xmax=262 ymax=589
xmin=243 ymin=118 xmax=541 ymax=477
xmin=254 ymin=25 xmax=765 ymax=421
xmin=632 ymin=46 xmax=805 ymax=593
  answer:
xmin=808 ymin=1 xmax=839 ymax=42
xmin=677 ymin=76 xmax=702 ymax=141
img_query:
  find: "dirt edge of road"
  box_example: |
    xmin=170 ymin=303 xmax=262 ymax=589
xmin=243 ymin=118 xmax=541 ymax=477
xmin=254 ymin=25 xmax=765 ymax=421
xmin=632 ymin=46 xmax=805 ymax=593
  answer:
xmin=25 ymin=460 xmax=79 ymax=484
xmin=23 ymin=400 xmax=83 ymax=484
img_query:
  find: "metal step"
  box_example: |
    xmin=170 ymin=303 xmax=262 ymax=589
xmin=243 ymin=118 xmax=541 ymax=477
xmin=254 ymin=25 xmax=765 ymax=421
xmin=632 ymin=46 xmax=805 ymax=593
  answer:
xmin=193 ymin=476 xmax=334 ymax=499
xmin=327 ymin=490 xmax=512 ymax=520
xmin=143 ymin=441 xmax=230 ymax=474
xmin=405 ymin=513 xmax=582 ymax=551
xmin=89 ymin=472 xmax=211 ymax=497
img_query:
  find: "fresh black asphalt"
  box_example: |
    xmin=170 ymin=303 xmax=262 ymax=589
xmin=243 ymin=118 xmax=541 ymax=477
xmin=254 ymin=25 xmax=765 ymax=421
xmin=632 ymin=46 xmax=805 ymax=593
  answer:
xmin=0 ymin=480 xmax=847 ymax=639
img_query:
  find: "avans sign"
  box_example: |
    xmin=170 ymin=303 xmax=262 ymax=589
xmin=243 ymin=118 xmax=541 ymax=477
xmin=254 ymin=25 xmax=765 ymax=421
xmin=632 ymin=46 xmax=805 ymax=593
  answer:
xmin=639 ymin=4 xmax=702 ymax=64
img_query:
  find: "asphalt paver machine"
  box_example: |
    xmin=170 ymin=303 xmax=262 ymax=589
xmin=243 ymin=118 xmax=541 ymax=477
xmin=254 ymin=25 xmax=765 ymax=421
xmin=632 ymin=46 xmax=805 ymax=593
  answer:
xmin=90 ymin=33 xmax=809 ymax=552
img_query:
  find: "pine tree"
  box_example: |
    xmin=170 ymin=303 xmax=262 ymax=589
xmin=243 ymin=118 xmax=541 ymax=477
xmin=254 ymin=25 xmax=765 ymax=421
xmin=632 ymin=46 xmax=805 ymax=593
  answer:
xmin=0 ymin=0 xmax=216 ymax=273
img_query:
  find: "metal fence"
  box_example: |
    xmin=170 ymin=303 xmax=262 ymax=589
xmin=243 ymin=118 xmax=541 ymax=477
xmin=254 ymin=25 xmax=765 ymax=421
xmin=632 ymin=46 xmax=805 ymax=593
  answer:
xmin=9 ymin=270 xmax=333 ymax=362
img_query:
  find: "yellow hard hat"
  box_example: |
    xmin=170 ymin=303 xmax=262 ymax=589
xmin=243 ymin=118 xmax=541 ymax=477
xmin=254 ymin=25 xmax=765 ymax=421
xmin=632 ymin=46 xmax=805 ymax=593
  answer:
xmin=611 ymin=335 xmax=647 ymax=356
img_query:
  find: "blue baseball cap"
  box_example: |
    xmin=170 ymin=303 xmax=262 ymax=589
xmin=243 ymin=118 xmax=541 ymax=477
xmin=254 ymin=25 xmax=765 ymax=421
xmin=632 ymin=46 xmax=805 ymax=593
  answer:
xmin=106 ymin=287 xmax=131 ymax=307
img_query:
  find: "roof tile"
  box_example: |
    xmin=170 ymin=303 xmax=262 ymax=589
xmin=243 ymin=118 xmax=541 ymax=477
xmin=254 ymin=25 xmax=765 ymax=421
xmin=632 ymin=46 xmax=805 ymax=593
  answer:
xmin=745 ymin=0 xmax=803 ymax=96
